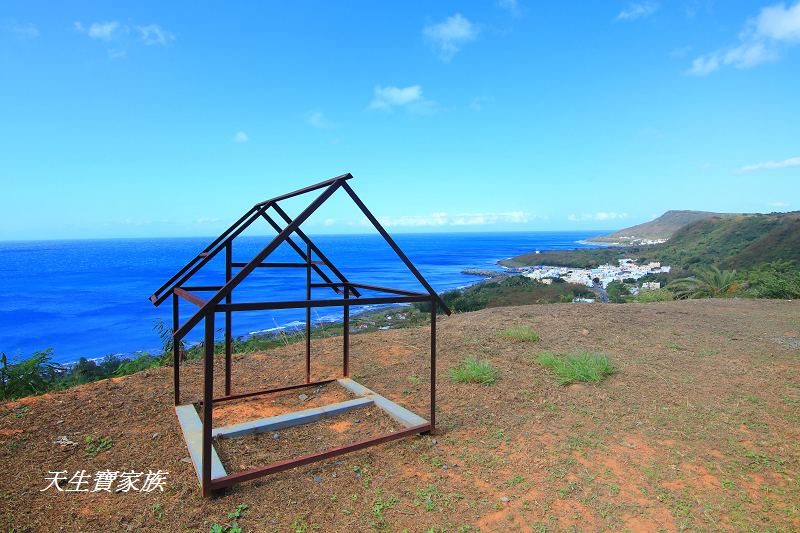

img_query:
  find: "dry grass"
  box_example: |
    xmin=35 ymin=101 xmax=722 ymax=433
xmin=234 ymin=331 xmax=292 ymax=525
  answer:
xmin=1 ymin=299 xmax=799 ymax=532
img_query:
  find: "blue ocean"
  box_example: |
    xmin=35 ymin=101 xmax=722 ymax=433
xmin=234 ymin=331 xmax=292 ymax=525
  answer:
xmin=0 ymin=232 xmax=606 ymax=364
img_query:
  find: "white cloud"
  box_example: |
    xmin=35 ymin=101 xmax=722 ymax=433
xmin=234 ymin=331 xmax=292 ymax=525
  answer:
xmin=74 ymin=20 xmax=174 ymax=56
xmin=669 ymin=45 xmax=692 ymax=59
xmin=688 ymin=54 xmax=720 ymax=75
xmin=469 ymin=96 xmax=494 ymax=111
xmin=137 ymin=24 xmax=175 ymax=46
xmin=616 ymin=2 xmax=659 ymax=21
xmin=768 ymin=201 xmax=789 ymax=208
xmin=497 ymin=0 xmax=522 ymax=17
xmin=568 ymin=212 xmax=630 ymax=222
xmin=233 ymin=131 xmax=249 ymax=143
xmin=688 ymin=1 xmax=800 ymax=75
xmin=4 ymin=21 xmax=39 ymax=39
xmin=368 ymin=85 xmax=424 ymax=111
xmin=758 ymin=2 xmax=800 ymax=41
xmin=107 ymin=48 xmax=127 ymax=59
xmin=306 ymin=111 xmax=335 ymax=129
xmin=302 ymin=211 xmax=539 ymax=228
xmin=375 ymin=211 xmax=534 ymax=228
xmin=684 ymin=0 xmax=715 ymax=19
xmin=423 ymin=13 xmax=477 ymax=61
xmin=75 ymin=21 xmax=122 ymax=40
xmin=119 ymin=217 xmax=155 ymax=226
xmin=738 ymin=156 xmax=800 ymax=173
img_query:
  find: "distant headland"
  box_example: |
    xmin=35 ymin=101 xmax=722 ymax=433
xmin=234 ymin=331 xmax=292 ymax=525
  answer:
xmin=582 ymin=210 xmax=737 ymax=245
xmin=502 ymin=209 xmax=800 ymax=271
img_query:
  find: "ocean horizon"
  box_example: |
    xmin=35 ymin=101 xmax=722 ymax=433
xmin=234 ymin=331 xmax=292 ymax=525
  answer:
xmin=0 ymin=231 xmax=608 ymax=364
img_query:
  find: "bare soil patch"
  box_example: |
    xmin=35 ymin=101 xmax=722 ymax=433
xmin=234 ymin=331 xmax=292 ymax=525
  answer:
xmin=1 ymin=299 xmax=799 ymax=532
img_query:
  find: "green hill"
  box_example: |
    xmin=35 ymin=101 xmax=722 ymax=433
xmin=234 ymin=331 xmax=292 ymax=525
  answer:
xmin=587 ymin=210 xmax=733 ymax=243
xmin=661 ymin=212 xmax=800 ymax=268
xmin=504 ymin=211 xmax=800 ymax=270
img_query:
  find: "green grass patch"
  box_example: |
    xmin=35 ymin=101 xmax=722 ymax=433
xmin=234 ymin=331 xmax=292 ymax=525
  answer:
xmin=497 ymin=325 xmax=540 ymax=342
xmin=536 ymin=350 xmax=616 ymax=385
xmin=450 ymin=356 xmax=499 ymax=385
xmin=84 ymin=435 xmax=113 ymax=456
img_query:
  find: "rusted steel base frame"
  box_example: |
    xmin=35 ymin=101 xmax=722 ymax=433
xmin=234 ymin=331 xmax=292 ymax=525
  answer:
xmin=200 ymin=379 xmax=337 ymax=406
xmin=208 ymin=423 xmax=430 ymax=492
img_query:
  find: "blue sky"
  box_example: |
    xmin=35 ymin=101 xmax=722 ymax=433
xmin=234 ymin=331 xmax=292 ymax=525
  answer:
xmin=1 ymin=1 xmax=799 ymax=240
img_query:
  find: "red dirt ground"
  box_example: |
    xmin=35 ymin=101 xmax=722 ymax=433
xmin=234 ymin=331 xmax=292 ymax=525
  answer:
xmin=1 ymin=299 xmax=799 ymax=532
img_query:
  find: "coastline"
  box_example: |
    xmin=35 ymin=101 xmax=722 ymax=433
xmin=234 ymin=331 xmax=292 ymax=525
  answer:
xmin=2 ymin=232 xmax=609 ymax=365
xmin=55 ymin=302 xmax=431 ymax=369
xmin=53 ymin=266 xmax=521 ymax=368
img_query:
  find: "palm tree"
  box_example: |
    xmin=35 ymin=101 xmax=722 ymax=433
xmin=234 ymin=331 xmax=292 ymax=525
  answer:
xmin=667 ymin=265 xmax=738 ymax=299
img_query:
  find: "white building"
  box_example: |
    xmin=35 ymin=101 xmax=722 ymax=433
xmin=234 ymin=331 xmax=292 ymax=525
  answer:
xmin=520 ymin=259 xmax=672 ymax=289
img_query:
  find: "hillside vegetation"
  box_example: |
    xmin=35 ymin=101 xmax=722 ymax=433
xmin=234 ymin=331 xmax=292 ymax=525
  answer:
xmin=506 ymin=211 xmax=800 ymax=271
xmin=588 ymin=209 xmax=731 ymax=242
xmin=416 ymin=276 xmax=595 ymax=314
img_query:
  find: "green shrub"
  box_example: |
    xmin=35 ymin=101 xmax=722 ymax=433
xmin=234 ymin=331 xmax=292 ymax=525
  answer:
xmin=0 ymin=349 xmax=62 ymax=400
xmin=606 ymin=281 xmax=630 ymax=303
xmin=536 ymin=350 xmax=616 ymax=385
xmin=450 ymin=356 xmax=499 ymax=385
xmin=632 ymin=288 xmax=674 ymax=303
xmin=667 ymin=266 xmax=738 ymax=299
xmin=113 ymin=353 xmax=164 ymax=376
xmin=416 ymin=276 xmax=595 ymax=314
xmin=497 ymin=325 xmax=540 ymax=342
xmin=743 ymin=261 xmax=800 ymax=299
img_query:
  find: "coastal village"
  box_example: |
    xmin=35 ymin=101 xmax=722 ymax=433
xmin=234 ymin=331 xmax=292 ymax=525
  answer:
xmin=513 ymin=258 xmax=672 ymax=291
xmin=586 ymin=237 xmax=668 ymax=246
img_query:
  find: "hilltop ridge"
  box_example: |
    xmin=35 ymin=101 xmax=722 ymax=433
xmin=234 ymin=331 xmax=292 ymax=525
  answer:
xmin=505 ymin=210 xmax=800 ymax=270
xmin=587 ymin=210 xmax=735 ymax=244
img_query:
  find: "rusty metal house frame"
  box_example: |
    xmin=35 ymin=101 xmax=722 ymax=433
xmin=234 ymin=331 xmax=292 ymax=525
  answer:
xmin=149 ymin=174 xmax=451 ymax=496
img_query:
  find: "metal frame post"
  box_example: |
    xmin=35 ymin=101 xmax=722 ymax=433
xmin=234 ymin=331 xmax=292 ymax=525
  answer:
xmin=305 ymin=243 xmax=312 ymax=383
xmin=260 ymin=211 xmax=354 ymax=296
xmin=270 ymin=203 xmax=362 ymax=298
xmin=430 ymin=297 xmax=436 ymax=433
xmin=343 ymin=287 xmax=350 ymax=377
xmin=150 ymin=206 xmax=258 ymax=303
xmin=151 ymin=175 xmax=453 ymax=496
xmin=341 ymin=181 xmax=450 ymax=315
xmin=150 ymin=206 xmax=266 ymax=307
xmin=202 ymin=312 xmax=215 ymax=498
xmin=172 ymin=292 xmax=180 ymax=405
xmin=225 ymin=242 xmax=232 ymax=396
xmin=171 ymin=181 xmax=342 ymax=340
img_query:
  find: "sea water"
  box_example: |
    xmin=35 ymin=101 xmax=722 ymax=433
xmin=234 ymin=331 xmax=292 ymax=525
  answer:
xmin=0 ymin=231 xmax=606 ymax=363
